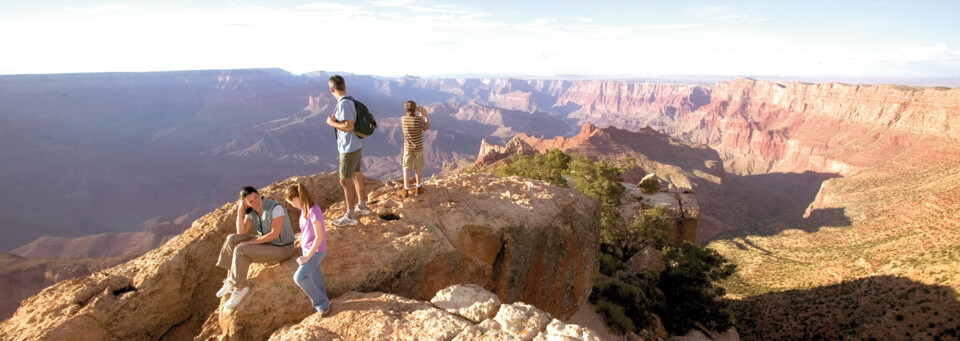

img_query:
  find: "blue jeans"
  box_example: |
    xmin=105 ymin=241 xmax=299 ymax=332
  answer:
xmin=293 ymin=250 xmax=330 ymax=312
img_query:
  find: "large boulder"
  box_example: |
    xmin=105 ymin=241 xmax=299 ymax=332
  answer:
xmin=200 ymin=173 xmax=599 ymax=340
xmin=269 ymin=285 xmax=604 ymax=341
xmin=624 ymin=245 xmax=665 ymax=275
xmin=431 ymin=284 xmax=502 ymax=323
xmin=622 ymin=182 xmax=699 ymax=246
xmin=472 ymin=137 xmax=539 ymax=168
xmin=0 ymin=173 xmax=372 ymax=341
xmin=269 ymin=291 xmax=471 ymax=341
xmin=2 ymin=173 xmax=598 ymax=341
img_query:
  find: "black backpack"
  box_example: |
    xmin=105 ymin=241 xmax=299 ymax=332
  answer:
xmin=335 ymin=96 xmax=377 ymax=139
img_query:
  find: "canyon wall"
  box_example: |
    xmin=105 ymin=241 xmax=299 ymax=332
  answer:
xmin=562 ymin=77 xmax=960 ymax=176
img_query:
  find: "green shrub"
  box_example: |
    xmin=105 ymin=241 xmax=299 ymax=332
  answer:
xmin=493 ymin=148 xmax=570 ymax=186
xmin=639 ymin=174 xmax=662 ymax=194
xmin=569 ymin=155 xmax=626 ymax=255
xmin=607 ymin=207 xmax=671 ymax=260
xmin=590 ymin=280 xmax=649 ymax=335
xmin=658 ymin=242 xmax=737 ymax=334
xmin=594 ymin=299 xmax=636 ymax=334
xmin=635 ymin=208 xmax=671 ymax=250
xmin=599 ymin=251 xmax=624 ymax=277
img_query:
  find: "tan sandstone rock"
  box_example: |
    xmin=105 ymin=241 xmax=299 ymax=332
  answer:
xmin=493 ymin=302 xmax=553 ymax=340
xmin=472 ymin=137 xmax=538 ymax=168
xmin=623 ymin=183 xmax=699 ymax=246
xmin=270 ymin=285 xmax=603 ymax=341
xmin=431 ymin=284 xmax=502 ymax=323
xmin=533 ymin=319 xmax=605 ymax=341
xmin=0 ymin=173 xmax=370 ymax=341
xmin=2 ymin=172 xmax=597 ymax=341
xmin=202 ymin=173 xmax=599 ymax=340
xmin=454 ymin=319 xmax=515 ymax=341
xmin=270 ymin=291 xmax=472 ymax=341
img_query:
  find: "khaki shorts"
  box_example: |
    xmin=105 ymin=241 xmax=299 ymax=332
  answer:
xmin=339 ymin=148 xmax=362 ymax=178
xmin=403 ymin=149 xmax=425 ymax=171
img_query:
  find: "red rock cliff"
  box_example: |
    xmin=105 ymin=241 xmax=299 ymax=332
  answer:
xmin=565 ymin=77 xmax=960 ymax=176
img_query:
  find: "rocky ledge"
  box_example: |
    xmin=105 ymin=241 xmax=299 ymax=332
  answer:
xmin=2 ymin=172 xmax=599 ymax=341
xmin=269 ymin=284 xmax=604 ymax=341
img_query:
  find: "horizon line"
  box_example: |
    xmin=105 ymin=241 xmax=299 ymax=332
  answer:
xmin=1 ymin=68 xmax=959 ymax=87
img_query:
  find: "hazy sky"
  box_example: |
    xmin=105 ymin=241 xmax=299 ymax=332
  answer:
xmin=1 ymin=0 xmax=959 ymax=78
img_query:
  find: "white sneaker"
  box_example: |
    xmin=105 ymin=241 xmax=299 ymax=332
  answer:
xmin=332 ymin=215 xmax=358 ymax=226
xmin=354 ymin=205 xmax=371 ymax=216
xmin=216 ymin=281 xmax=234 ymax=298
xmin=224 ymin=287 xmax=250 ymax=309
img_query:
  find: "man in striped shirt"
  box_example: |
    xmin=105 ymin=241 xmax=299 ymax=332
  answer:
xmin=400 ymin=100 xmax=430 ymax=197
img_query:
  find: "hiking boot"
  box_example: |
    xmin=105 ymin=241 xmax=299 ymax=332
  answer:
xmin=415 ymin=186 xmax=425 ymax=195
xmin=332 ymin=215 xmax=358 ymax=226
xmin=224 ymin=286 xmax=250 ymax=309
xmin=354 ymin=205 xmax=371 ymax=216
xmin=216 ymin=280 xmax=234 ymax=298
xmin=319 ymin=306 xmax=331 ymax=317
xmin=398 ymin=189 xmax=409 ymax=198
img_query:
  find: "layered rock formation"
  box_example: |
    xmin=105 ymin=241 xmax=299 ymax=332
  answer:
xmin=5 ymin=70 xmax=958 ymax=256
xmin=0 ymin=254 xmax=134 ymax=320
xmin=1 ymin=172 xmax=598 ymax=341
xmin=560 ymin=82 xmax=710 ymax=134
xmin=565 ymin=77 xmax=960 ymax=176
xmin=472 ymin=138 xmax=538 ymax=168
xmin=12 ymin=220 xmax=190 ymax=259
xmin=269 ymin=284 xmax=604 ymax=341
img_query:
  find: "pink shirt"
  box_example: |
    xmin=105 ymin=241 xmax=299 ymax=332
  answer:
xmin=299 ymin=204 xmax=327 ymax=254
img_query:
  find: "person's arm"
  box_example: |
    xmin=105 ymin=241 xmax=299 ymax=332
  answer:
xmin=326 ymin=99 xmax=356 ymax=132
xmin=327 ymin=117 xmax=355 ymax=132
xmin=236 ymin=199 xmax=252 ymax=234
xmin=420 ymin=106 xmax=430 ymax=131
xmin=298 ymin=218 xmax=325 ymax=264
xmin=240 ymin=216 xmax=282 ymax=245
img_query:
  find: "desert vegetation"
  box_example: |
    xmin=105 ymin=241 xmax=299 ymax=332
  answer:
xmin=486 ymin=149 xmax=737 ymax=336
xmin=732 ymin=276 xmax=960 ymax=340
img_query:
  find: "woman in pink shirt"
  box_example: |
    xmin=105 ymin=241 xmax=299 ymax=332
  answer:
xmin=284 ymin=183 xmax=330 ymax=316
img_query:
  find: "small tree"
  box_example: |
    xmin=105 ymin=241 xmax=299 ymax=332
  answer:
xmin=635 ymin=208 xmax=671 ymax=250
xmin=569 ymin=156 xmax=626 ymax=255
xmin=493 ymin=148 xmax=570 ymax=186
xmin=590 ymin=270 xmax=663 ymax=335
xmin=602 ymin=207 xmax=670 ymax=261
xmin=658 ymin=242 xmax=737 ymax=334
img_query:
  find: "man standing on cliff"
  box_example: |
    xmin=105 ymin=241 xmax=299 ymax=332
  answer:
xmin=326 ymin=75 xmax=370 ymax=226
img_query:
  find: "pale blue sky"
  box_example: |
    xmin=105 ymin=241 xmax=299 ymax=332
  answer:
xmin=1 ymin=0 xmax=958 ymax=78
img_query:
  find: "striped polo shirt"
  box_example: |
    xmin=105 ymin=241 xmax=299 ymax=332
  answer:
xmin=401 ymin=115 xmax=424 ymax=152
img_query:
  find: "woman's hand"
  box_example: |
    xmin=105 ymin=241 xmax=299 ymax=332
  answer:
xmin=297 ymin=255 xmax=311 ymax=265
xmin=237 ymin=199 xmax=247 ymax=213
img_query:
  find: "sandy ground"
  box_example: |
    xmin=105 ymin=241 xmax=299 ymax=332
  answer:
xmin=567 ymin=302 xmax=622 ymax=341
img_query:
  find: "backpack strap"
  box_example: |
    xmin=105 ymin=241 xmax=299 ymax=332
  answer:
xmin=334 ymin=96 xmax=356 ymax=141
